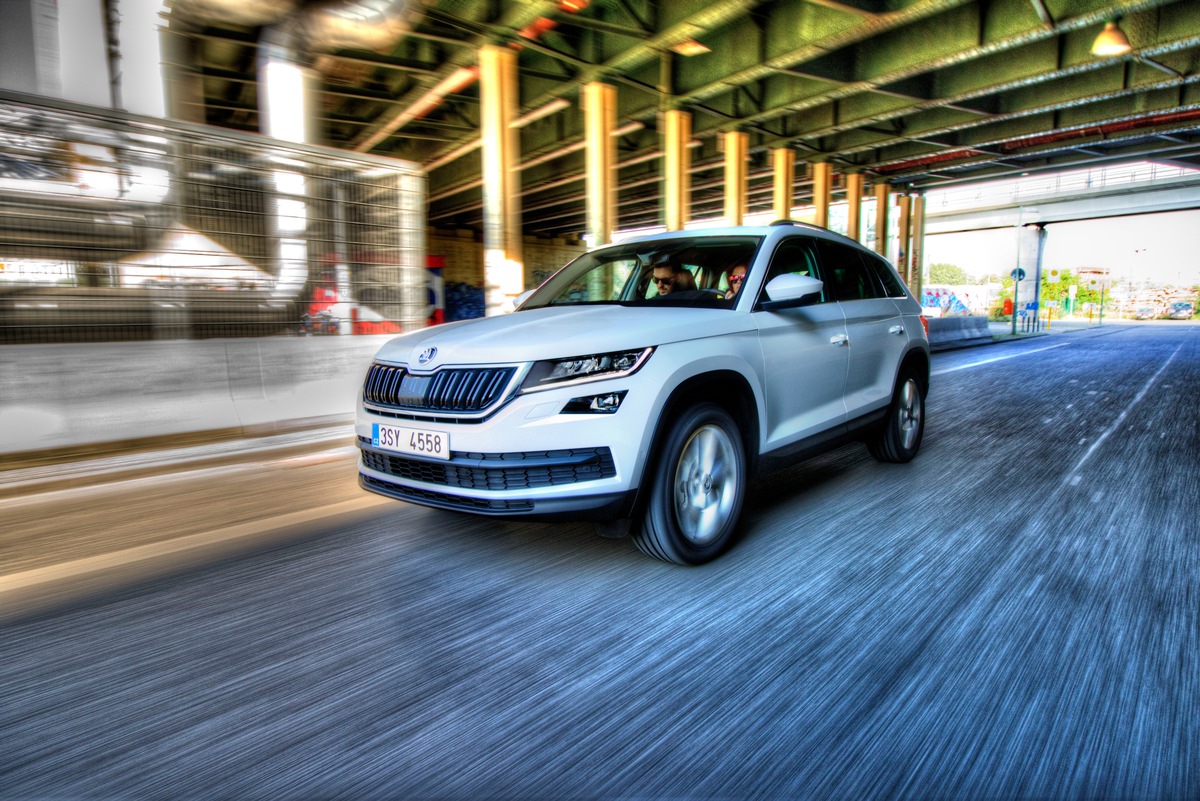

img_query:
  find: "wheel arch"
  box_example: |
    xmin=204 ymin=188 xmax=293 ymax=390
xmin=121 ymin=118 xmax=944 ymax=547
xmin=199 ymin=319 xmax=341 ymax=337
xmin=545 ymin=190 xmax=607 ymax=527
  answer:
xmin=899 ymin=345 xmax=931 ymax=394
xmin=629 ymin=369 xmax=761 ymax=526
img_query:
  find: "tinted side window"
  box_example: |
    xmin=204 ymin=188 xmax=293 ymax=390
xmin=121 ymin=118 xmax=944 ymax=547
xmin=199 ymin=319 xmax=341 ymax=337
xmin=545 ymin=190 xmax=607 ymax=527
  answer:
xmin=863 ymin=252 xmax=908 ymax=298
xmin=815 ymin=239 xmax=884 ymax=301
xmin=760 ymin=237 xmax=825 ymax=303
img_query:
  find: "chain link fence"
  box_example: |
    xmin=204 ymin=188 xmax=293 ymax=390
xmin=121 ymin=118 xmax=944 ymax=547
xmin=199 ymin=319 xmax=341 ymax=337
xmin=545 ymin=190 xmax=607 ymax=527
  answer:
xmin=0 ymin=90 xmax=427 ymax=344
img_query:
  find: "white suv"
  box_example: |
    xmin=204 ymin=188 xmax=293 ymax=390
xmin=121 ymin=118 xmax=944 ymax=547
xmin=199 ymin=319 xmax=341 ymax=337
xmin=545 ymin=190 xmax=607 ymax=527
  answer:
xmin=357 ymin=222 xmax=929 ymax=564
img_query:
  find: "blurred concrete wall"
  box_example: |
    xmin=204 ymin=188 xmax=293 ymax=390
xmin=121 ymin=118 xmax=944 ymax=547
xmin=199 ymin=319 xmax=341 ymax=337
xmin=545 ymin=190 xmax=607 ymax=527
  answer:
xmin=0 ymin=336 xmax=393 ymax=455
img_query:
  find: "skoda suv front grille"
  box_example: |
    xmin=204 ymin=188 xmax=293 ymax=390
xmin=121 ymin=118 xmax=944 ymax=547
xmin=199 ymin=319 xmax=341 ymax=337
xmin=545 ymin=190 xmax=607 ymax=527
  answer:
xmin=364 ymin=363 xmax=517 ymax=414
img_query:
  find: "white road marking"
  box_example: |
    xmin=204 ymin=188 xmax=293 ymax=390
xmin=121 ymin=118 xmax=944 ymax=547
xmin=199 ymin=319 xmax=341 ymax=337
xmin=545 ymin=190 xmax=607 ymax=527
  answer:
xmin=1062 ymin=341 xmax=1184 ymax=486
xmin=932 ymin=341 xmax=1072 ymax=375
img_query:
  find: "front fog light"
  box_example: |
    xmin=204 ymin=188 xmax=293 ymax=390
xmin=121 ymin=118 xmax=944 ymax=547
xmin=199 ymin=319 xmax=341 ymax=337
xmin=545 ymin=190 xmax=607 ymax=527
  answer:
xmin=563 ymin=390 xmax=627 ymax=414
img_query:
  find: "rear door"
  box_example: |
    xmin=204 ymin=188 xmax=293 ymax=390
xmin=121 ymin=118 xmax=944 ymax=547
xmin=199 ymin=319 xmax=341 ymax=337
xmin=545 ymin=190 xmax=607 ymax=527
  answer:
xmin=815 ymin=238 xmax=907 ymax=420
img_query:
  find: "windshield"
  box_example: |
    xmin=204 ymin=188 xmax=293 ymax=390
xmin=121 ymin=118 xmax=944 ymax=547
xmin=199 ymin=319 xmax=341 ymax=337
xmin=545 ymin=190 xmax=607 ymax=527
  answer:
xmin=520 ymin=236 xmax=763 ymax=309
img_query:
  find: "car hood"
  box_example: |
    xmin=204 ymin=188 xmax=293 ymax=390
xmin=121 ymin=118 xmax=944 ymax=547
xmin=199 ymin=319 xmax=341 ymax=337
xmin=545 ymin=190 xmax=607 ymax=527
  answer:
xmin=373 ymin=305 xmax=751 ymax=368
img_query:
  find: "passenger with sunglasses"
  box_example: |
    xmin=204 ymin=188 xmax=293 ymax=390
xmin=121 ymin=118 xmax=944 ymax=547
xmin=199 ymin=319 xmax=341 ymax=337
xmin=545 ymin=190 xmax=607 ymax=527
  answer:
xmin=725 ymin=264 xmax=747 ymax=299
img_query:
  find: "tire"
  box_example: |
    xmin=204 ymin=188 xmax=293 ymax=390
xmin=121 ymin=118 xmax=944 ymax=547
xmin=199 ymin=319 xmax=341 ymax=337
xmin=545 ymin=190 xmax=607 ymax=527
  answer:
xmin=634 ymin=403 xmax=746 ymax=565
xmin=868 ymin=368 xmax=926 ymax=463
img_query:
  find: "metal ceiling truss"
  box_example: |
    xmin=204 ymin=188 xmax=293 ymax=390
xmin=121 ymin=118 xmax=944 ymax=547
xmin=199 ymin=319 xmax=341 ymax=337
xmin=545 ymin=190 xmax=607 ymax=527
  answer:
xmin=183 ymin=0 xmax=1200 ymax=238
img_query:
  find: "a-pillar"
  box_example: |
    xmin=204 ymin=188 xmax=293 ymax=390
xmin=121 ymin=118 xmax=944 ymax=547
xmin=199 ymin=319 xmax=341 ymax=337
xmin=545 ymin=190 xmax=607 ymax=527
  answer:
xmin=583 ymin=82 xmax=617 ymax=247
xmin=663 ymin=109 xmax=691 ymax=231
xmin=724 ymin=131 xmax=749 ymax=226
xmin=480 ymin=43 xmax=523 ymax=315
xmin=845 ymin=173 xmax=864 ymax=243
xmin=873 ymin=181 xmax=890 ymax=257
xmin=811 ymin=161 xmax=832 ymax=228
xmin=772 ymin=148 xmax=795 ymax=220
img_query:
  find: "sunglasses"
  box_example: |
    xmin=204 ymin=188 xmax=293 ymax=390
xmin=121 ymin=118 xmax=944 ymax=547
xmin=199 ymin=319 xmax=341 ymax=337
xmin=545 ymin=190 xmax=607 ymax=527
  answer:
xmin=653 ymin=276 xmax=673 ymax=285
xmin=728 ymin=274 xmax=745 ymax=284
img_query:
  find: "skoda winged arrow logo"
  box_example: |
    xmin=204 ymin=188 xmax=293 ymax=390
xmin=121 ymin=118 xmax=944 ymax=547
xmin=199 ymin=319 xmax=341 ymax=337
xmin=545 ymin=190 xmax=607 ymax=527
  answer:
xmin=417 ymin=346 xmax=438 ymax=365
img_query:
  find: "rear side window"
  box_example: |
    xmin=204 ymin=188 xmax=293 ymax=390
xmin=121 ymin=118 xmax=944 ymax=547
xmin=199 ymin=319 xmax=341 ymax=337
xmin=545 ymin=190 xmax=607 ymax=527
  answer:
xmin=863 ymin=252 xmax=908 ymax=298
xmin=815 ymin=239 xmax=884 ymax=301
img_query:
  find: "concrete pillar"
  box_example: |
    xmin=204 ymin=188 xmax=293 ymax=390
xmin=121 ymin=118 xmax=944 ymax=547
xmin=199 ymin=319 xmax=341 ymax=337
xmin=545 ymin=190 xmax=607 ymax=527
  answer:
xmin=583 ymin=82 xmax=617 ymax=247
xmin=663 ymin=109 xmax=691 ymax=231
xmin=258 ymin=23 xmax=319 ymax=144
xmin=772 ymin=148 xmax=795 ymax=221
xmin=873 ymin=181 xmax=890 ymax=257
xmin=1018 ymin=223 xmax=1048 ymax=322
xmin=811 ymin=161 xmax=832 ymax=229
xmin=845 ymin=173 xmax=864 ymax=243
xmin=910 ymin=194 xmax=926 ymax=300
xmin=113 ymin=0 xmax=170 ymax=117
xmin=896 ymin=193 xmax=912 ymax=286
xmin=0 ymin=0 xmax=111 ymax=104
xmin=480 ymin=44 xmax=523 ymax=315
xmin=723 ymin=131 xmax=749 ymax=226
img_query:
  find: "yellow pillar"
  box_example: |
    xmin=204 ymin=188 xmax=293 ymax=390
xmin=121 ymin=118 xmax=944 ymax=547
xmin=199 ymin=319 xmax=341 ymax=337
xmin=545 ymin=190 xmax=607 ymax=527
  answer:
xmin=873 ymin=181 xmax=890 ymax=257
xmin=724 ymin=131 xmax=748 ymax=226
xmin=772 ymin=148 xmax=794 ymax=221
xmin=480 ymin=44 xmax=522 ymax=316
xmin=663 ymin=109 xmax=691 ymax=231
xmin=583 ymin=82 xmax=617 ymax=247
xmin=811 ymin=162 xmax=832 ymax=229
xmin=896 ymin=193 xmax=913 ymax=287
xmin=845 ymin=173 xmax=864 ymax=243
xmin=911 ymin=194 xmax=926 ymax=299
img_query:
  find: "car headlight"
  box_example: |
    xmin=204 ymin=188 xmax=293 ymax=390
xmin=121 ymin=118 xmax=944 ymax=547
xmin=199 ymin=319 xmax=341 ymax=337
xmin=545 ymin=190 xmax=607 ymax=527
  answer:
xmin=520 ymin=347 xmax=653 ymax=393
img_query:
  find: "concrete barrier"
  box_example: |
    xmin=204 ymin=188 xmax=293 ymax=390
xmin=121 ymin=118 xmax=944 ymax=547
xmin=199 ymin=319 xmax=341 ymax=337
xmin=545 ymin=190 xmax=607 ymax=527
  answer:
xmin=0 ymin=336 xmax=394 ymax=456
xmin=927 ymin=315 xmax=994 ymax=351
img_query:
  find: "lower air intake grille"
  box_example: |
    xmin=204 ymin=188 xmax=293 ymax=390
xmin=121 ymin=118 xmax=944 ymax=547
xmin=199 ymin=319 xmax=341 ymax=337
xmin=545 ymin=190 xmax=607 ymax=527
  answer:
xmin=360 ymin=442 xmax=616 ymax=491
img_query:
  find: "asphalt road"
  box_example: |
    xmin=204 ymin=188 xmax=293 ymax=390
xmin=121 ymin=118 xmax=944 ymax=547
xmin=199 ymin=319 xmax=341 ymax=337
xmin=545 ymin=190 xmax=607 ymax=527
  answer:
xmin=2 ymin=324 xmax=1198 ymax=800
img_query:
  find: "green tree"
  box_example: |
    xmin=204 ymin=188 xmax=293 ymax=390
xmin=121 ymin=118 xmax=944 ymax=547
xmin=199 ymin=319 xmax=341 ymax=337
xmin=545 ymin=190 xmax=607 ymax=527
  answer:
xmin=929 ymin=262 xmax=971 ymax=285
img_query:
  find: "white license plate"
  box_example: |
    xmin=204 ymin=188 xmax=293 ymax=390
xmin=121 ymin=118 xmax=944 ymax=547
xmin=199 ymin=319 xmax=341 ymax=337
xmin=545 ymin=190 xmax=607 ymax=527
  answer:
xmin=371 ymin=423 xmax=450 ymax=461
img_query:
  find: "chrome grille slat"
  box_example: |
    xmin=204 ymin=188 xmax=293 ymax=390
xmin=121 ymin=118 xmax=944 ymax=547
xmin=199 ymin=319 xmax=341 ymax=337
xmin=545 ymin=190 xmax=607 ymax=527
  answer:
xmin=363 ymin=362 xmax=517 ymax=414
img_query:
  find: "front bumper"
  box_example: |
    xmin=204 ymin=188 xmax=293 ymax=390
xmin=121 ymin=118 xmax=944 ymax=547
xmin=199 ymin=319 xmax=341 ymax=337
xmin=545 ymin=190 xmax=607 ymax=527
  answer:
xmin=356 ymin=376 xmax=651 ymax=520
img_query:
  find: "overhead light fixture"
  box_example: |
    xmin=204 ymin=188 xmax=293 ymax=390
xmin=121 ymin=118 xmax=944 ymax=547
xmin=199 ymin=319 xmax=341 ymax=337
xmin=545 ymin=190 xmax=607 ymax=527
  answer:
xmin=670 ymin=38 xmax=711 ymax=57
xmin=1091 ymin=20 xmax=1133 ymax=57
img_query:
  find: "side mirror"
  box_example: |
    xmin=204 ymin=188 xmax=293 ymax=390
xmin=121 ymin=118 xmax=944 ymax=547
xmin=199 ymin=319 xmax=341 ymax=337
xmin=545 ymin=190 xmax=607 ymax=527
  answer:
xmin=513 ymin=289 xmax=535 ymax=310
xmin=758 ymin=274 xmax=823 ymax=311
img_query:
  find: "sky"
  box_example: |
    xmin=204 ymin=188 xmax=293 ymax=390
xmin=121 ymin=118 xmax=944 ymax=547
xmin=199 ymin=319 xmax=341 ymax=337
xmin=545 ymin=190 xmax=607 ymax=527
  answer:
xmin=924 ymin=209 xmax=1200 ymax=288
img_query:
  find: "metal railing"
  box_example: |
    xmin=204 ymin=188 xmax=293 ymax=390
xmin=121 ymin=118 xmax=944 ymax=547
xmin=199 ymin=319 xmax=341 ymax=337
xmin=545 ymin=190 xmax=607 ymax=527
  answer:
xmin=0 ymin=90 xmax=427 ymax=344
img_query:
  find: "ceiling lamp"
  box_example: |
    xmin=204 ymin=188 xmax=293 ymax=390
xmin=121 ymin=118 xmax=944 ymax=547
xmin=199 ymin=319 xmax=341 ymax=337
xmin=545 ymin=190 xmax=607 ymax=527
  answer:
xmin=1091 ymin=20 xmax=1133 ymax=57
xmin=670 ymin=38 xmax=711 ymax=57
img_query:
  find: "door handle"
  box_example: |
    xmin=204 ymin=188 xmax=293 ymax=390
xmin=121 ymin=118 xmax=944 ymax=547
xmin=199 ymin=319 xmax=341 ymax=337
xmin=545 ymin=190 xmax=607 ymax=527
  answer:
xmin=830 ymin=333 xmax=849 ymax=346
xmin=888 ymin=325 xmax=905 ymax=335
